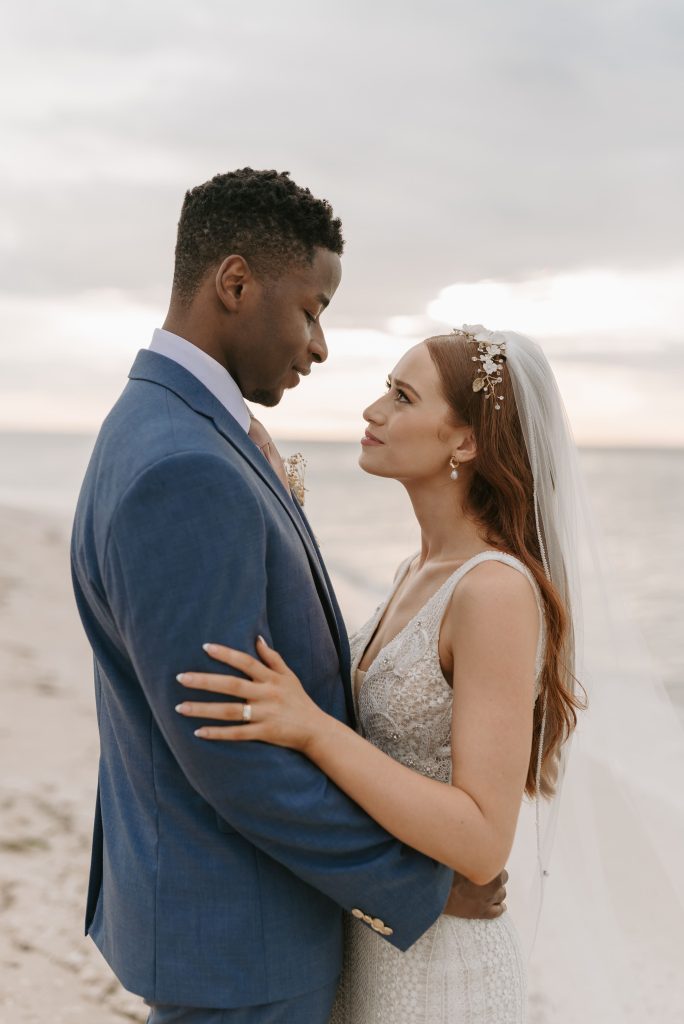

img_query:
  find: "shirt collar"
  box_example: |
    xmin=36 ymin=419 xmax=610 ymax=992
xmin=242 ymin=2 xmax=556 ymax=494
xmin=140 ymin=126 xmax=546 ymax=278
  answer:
xmin=149 ymin=328 xmax=251 ymax=434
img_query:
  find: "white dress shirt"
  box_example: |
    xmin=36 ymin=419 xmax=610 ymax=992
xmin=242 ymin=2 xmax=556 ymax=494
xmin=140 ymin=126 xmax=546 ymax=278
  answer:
xmin=149 ymin=328 xmax=251 ymax=434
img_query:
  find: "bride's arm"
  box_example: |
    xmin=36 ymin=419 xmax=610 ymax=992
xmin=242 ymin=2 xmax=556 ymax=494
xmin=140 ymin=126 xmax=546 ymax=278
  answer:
xmin=177 ymin=562 xmax=537 ymax=884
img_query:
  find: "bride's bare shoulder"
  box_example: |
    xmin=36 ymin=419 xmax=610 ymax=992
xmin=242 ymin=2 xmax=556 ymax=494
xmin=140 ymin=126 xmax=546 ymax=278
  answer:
xmin=447 ymin=557 xmax=540 ymax=628
xmin=440 ymin=558 xmax=540 ymax=682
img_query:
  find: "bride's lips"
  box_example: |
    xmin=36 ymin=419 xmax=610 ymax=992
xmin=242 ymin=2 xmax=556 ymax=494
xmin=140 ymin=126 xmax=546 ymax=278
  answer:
xmin=361 ymin=428 xmax=384 ymax=447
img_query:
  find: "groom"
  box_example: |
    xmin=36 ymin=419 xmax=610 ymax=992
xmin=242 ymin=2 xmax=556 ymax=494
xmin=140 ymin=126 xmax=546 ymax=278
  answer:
xmin=71 ymin=169 xmax=508 ymax=1024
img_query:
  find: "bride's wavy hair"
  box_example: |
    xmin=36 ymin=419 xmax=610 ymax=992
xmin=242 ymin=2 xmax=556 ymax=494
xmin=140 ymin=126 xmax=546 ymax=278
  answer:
xmin=426 ymin=334 xmax=585 ymax=798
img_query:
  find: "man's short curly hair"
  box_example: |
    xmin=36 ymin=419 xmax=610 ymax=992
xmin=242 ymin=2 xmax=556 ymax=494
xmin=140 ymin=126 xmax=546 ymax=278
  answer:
xmin=172 ymin=168 xmax=344 ymax=304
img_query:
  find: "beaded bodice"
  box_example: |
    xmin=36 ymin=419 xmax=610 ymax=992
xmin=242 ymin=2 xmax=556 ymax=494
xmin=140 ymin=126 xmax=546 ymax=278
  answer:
xmin=350 ymin=551 xmax=545 ymax=785
xmin=330 ymin=550 xmax=541 ymax=1024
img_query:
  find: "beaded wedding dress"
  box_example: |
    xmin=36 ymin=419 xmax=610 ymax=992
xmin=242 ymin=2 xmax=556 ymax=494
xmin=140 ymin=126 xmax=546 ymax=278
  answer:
xmin=329 ymin=550 xmax=545 ymax=1024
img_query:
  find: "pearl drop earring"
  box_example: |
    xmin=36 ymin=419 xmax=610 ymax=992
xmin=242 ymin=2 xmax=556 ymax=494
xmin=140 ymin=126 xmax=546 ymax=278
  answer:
xmin=449 ymin=456 xmax=459 ymax=481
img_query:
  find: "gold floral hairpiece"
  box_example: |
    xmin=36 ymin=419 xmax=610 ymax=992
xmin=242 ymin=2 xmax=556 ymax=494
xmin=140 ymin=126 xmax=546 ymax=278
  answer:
xmin=452 ymin=324 xmax=507 ymax=410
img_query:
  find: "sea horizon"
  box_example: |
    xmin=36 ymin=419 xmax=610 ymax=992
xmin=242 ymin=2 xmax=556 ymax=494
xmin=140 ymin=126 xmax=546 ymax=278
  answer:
xmin=1 ymin=430 xmax=681 ymax=711
xmin=2 ymin=427 xmax=684 ymax=452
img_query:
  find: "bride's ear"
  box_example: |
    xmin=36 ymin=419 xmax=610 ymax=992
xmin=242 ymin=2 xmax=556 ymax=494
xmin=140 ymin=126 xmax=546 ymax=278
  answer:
xmin=454 ymin=427 xmax=477 ymax=465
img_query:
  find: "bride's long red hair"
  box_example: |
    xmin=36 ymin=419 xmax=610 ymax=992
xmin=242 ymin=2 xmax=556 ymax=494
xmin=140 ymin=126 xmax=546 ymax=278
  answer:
xmin=426 ymin=334 xmax=585 ymax=797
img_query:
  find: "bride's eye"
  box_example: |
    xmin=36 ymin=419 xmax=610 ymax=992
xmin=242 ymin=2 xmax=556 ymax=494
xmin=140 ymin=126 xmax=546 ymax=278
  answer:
xmin=385 ymin=377 xmax=410 ymax=403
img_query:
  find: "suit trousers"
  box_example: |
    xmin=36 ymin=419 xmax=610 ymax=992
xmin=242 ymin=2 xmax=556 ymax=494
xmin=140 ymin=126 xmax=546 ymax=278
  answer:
xmin=145 ymin=979 xmax=339 ymax=1024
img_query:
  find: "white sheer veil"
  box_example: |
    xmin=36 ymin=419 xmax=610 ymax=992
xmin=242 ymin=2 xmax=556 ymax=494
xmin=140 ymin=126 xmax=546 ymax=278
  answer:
xmin=469 ymin=328 xmax=684 ymax=1021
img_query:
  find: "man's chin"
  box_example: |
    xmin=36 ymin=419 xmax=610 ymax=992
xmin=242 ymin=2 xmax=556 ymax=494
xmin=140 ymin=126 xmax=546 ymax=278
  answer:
xmin=247 ymin=388 xmax=284 ymax=408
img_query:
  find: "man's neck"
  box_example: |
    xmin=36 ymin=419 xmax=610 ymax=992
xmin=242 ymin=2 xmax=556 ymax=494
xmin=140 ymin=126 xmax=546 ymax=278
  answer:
xmin=162 ymin=311 xmax=230 ymax=372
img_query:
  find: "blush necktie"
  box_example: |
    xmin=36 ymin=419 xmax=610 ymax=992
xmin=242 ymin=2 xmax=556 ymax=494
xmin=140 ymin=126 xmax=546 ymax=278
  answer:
xmin=247 ymin=415 xmax=291 ymax=493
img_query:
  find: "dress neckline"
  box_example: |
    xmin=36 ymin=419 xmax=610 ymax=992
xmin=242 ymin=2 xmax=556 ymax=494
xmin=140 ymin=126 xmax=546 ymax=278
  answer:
xmin=355 ymin=549 xmax=515 ymax=681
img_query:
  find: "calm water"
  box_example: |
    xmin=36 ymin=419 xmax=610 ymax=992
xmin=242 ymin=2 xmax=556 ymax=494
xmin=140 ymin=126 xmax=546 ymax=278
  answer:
xmin=1 ymin=432 xmax=682 ymax=704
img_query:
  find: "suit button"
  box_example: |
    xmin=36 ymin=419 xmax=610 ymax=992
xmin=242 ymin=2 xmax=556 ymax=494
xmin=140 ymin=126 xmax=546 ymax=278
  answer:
xmin=362 ymin=914 xmax=373 ymax=924
xmin=381 ymin=925 xmax=394 ymax=936
xmin=351 ymin=908 xmax=364 ymax=919
xmin=371 ymin=917 xmax=384 ymax=931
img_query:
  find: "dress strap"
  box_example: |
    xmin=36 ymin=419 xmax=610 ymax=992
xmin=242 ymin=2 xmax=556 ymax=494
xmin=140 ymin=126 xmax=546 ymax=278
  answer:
xmin=427 ymin=551 xmax=542 ymax=620
xmin=423 ymin=551 xmax=546 ymax=694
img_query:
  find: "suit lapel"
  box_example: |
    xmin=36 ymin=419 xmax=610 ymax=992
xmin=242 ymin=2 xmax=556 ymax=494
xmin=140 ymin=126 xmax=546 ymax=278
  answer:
xmin=291 ymin=499 xmax=355 ymax=724
xmin=128 ymin=350 xmax=345 ymax=670
xmin=207 ymin=414 xmax=345 ymax=664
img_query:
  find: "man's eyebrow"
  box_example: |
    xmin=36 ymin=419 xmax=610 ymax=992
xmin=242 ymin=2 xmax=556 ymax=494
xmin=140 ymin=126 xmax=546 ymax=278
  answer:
xmin=392 ymin=377 xmax=421 ymax=400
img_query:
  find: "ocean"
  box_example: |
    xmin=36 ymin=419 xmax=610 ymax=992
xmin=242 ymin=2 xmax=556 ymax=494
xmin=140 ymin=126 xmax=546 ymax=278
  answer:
xmin=0 ymin=431 xmax=682 ymax=707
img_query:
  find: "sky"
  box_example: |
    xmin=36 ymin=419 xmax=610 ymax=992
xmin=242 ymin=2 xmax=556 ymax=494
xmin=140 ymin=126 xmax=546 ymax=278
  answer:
xmin=2 ymin=0 xmax=683 ymax=444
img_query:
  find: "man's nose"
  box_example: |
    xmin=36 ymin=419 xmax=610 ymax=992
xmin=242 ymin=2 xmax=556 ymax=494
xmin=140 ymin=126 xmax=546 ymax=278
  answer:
xmin=309 ymin=324 xmax=328 ymax=364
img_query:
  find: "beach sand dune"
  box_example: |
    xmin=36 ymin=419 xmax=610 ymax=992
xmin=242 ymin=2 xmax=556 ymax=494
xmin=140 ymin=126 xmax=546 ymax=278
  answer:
xmin=0 ymin=506 xmax=144 ymax=1022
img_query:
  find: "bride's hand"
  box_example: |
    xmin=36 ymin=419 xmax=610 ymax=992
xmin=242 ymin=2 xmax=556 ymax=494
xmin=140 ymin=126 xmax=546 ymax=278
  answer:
xmin=175 ymin=637 xmax=325 ymax=752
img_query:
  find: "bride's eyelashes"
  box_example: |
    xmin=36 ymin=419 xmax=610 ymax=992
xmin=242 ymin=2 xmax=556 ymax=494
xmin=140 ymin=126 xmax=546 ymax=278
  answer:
xmin=385 ymin=377 xmax=411 ymax=404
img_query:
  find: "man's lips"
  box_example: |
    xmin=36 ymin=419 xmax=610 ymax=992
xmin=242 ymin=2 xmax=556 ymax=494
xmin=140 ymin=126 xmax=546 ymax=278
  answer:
xmin=286 ymin=366 xmax=309 ymax=385
xmin=287 ymin=366 xmax=311 ymax=388
xmin=361 ymin=428 xmax=384 ymax=446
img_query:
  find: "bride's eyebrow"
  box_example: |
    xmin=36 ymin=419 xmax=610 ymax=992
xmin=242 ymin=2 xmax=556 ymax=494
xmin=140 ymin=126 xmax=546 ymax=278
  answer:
xmin=393 ymin=377 xmax=421 ymax=400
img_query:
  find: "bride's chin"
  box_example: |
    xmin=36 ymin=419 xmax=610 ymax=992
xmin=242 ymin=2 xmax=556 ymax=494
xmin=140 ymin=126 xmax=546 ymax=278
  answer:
xmin=358 ymin=450 xmax=395 ymax=479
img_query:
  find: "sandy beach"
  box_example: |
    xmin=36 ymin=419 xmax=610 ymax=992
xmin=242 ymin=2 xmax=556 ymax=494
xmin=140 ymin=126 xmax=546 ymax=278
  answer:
xmin=1 ymin=494 xmax=681 ymax=1023
xmin=0 ymin=502 xmax=364 ymax=1023
xmin=0 ymin=505 xmax=144 ymax=1022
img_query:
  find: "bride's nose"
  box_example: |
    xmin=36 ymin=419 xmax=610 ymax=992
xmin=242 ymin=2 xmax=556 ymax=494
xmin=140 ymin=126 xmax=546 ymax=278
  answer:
xmin=363 ymin=396 xmax=386 ymax=424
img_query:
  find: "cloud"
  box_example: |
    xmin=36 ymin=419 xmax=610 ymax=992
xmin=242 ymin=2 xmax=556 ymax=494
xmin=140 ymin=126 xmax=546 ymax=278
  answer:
xmin=427 ymin=265 xmax=684 ymax=346
xmin=0 ymin=289 xmax=157 ymax=430
xmin=0 ymin=285 xmax=681 ymax=445
xmin=2 ymin=1 xmax=683 ymax=443
xmin=1 ymin=0 xmax=683 ymax=324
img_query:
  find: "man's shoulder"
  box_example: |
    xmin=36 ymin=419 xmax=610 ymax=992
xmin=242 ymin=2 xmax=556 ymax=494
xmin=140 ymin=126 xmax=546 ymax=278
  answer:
xmin=106 ymin=376 xmax=216 ymax=446
xmin=85 ymin=382 xmax=255 ymax=520
xmin=103 ymin=377 xmax=243 ymax=464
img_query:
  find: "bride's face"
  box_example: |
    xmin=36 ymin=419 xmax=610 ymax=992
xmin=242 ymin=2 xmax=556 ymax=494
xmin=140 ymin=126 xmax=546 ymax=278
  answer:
xmin=359 ymin=342 xmax=466 ymax=483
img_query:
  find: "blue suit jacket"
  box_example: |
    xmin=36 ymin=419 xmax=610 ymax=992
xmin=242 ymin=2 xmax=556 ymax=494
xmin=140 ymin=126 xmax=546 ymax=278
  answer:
xmin=70 ymin=350 xmax=452 ymax=1009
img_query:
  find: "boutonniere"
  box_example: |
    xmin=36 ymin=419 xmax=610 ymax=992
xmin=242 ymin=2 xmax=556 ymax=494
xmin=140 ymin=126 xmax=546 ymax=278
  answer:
xmin=283 ymin=452 xmax=307 ymax=507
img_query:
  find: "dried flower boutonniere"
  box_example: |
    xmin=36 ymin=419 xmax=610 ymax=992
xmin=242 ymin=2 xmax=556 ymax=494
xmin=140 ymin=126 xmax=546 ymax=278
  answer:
xmin=283 ymin=452 xmax=307 ymax=507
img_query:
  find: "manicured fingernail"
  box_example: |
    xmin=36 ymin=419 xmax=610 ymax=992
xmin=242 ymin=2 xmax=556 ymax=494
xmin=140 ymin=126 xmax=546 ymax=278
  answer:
xmin=176 ymin=673 xmax=190 ymax=683
xmin=203 ymin=643 xmax=217 ymax=652
xmin=257 ymin=635 xmax=266 ymax=645
xmin=194 ymin=728 xmax=207 ymax=738
xmin=175 ymin=703 xmax=188 ymax=713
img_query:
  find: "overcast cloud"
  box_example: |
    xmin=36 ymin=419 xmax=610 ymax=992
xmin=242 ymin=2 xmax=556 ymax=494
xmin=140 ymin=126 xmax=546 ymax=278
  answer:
xmin=2 ymin=0 xmax=683 ymax=439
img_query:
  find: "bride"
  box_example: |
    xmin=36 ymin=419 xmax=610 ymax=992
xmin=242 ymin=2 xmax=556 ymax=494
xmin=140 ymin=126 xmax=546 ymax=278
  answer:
xmin=175 ymin=324 xmax=585 ymax=1023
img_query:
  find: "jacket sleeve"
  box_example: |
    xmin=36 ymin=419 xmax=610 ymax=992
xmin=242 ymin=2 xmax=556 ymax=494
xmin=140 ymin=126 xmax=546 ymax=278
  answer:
xmin=103 ymin=450 xmax=453 ymax=951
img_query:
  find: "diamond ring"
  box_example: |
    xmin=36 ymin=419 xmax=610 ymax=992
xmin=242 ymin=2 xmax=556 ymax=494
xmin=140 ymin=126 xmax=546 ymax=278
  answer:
xmin=241 ymin=703 xmax=252 ymax=722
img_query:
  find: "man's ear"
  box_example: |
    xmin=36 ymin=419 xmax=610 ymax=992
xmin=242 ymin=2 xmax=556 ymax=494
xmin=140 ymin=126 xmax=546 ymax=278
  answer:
xmin=215 ymin=255 xmax=253 ymax=312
